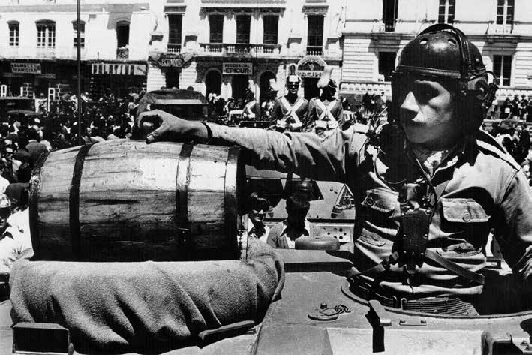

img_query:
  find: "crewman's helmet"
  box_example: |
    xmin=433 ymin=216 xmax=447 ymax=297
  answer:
xmin=392 ymin=24 xmax=497 ymax=131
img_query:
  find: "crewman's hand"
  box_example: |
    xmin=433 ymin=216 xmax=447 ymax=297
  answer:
xmin=136 ymin=110 xmax=208 ymax=144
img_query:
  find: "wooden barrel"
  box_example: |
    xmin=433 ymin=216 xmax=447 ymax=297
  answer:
xmin=29 ymin=140 xmax=245 ymax=262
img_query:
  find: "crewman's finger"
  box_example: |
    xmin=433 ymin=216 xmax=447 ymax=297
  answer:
xmin=145 ymin=121 xmax=168 ymax=144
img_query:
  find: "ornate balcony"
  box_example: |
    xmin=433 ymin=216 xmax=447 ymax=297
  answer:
xmin=306 ymin=46 xmax=323 ymax=56
xmin=200 ymin=0 xmax=286 ymax=7
xmin=254 ymin=44 xmax=281 ymax=54
xmin=384 ymin=21 xmax=396 ymax=32
xmin=167 ymin=43 xmax=182 ymax=54
xmin=199 ymin=43 xmax=281 ymax=56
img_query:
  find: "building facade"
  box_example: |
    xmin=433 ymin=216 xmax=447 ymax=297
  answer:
xmin=340 ymin=0 xmax=532 ymax=104
xmin=0 ymin=0 xmax=152 ymax=101
xmin=147 ymin=0 xmax=346 ymax=103
xmin=3 ymin=0 xmax=529 ymax=109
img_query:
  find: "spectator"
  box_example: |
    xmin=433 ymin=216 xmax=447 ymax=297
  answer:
xmin=501 ymin=98 xmax=512 ymax=119
xmin=0 ymin=194 xmax=32 ymax=274
xmin=25 ymin=128 xmax=48 ymax=168
xmin=511 ymin=95 xmax=521 ymax=120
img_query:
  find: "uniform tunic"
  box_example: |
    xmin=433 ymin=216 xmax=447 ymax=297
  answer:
xmin=271 ymin=96 xmax=308 ymax=131
xmin=208 ymin=122 xmax=532 ymax=297
xmin=306 ymin=97 xmax=343 ymax=131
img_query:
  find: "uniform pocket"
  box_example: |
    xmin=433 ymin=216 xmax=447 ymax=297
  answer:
xmin=361 ymin=188 xmax=399 ymax=214
xmin=358 ymin=188 xmax=399 ymax=245
xmin=440 ymin=197 xmax=490 ymax=253
xmin=441 ymin=198 xmax=490 ymax=223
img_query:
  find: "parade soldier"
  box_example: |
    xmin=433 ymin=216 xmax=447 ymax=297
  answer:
xmin=271 ymin=74 xmax=308 ymax=132
xmin=140 ymin=24 xmax=532 ymax=315
xmin=241 ymin=89 xmax=260 ymax=122
xmin=306 ymin=66 xmax=343 ymax=136
xmin=261 ymin=79 xmax=279 ymax=122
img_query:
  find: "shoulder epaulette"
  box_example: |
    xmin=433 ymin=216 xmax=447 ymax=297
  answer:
xmin=475 ymin=130 xmax=522 ymax=171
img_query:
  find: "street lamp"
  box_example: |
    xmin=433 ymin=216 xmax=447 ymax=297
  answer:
xmin=77 ymin=0 xmax=81 ymax=144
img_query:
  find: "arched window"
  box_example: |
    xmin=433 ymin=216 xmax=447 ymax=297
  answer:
xmin=36 ymin=20 xmax=56 ymax=48
xmin=72 ymin=20 xmax=86 ymax=48
xmin=8 ymin=21 xmax=19 ymax=47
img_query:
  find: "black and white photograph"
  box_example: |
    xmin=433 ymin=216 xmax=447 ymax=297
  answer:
xmin=1 ymin=0 xmax=532 ymax=353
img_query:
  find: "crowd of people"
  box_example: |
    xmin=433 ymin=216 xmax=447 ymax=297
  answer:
xmin=492 ymin=94 xmax=532 ymax=121
xmin=0 ymin=92 xmax=139 ymax=284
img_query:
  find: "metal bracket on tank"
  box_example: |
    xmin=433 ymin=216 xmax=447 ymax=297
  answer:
xmin=176 ymin=227 xmax=191 ymax=250
xmin=176 ymin=144 xmax=193 ymax=259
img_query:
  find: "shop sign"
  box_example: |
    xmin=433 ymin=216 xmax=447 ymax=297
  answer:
xmin=223 ymin=62 xmax=253 ymax=75
xmin=157 ymin=54 xmax=185 ymax=68
xmin=11 ymin=62 xmax=41 ymax=74
xmin=91 ymin=63 xmax=147 ymax=76
xmin=297 ymin=56 xmax=325 ymax=79
xmin=298 ymin=70 xmax=322 ymax=78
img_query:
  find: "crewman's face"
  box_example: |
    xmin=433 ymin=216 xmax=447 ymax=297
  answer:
xmin=250 ymin=207 xmax=266 ymax=226
xmin=396 ymin=77 xmax=458 ymax=147
xmin=286 ymin=205 xmax=308 ymax=226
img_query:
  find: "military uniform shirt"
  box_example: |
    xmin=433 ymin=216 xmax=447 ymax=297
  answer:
xmin=208 ymin=123 xmax=532 ymax=297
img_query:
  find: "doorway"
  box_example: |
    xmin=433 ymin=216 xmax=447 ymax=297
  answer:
xmin=165 ymin=68 xmax=180 ymax=89
xmin=206 ymin=70 xmax=221 ymax=96
xmin=259 ymin=71 xmax=276 ymax=104
xmin=303 ymin=78 xmax=319 ymax=101
xmin=231 ymin=75 xmax=249 ymax=102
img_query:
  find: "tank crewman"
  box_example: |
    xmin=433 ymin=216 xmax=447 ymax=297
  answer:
xmin=306 ymin=66 xmax=343 ymax=137
xmin=267 ymin=192 xmax=316 ymax=249
xmin=246 ymin=192 xmax=271 ymax=244
xmin=271 ymin=74 xmax=308 ymax=132
xmin=139 ymin=24 xmax=532 ymax=315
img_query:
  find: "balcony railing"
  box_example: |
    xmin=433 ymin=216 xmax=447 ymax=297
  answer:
xmin=116 ymin=47 xmax=129 ymax=59
xmin=201 ymin=43 xmax=224 ymax=53
xmin=384 ymin=21 xmax=396 ymax=32
xmin=306 ymin=46 xmax=323 ymax=56
xmin=199 ymin=43 xmax=281 ymax=55
xmin=167 ymin=43 xmax=182 ymax=54
xmin=255 ymin=44 xmax=281 ymax=54
xmin=227 ymin=43 xmax=252 ymax=54
xmin=487 ymin=22 xmax=514 ymax=35
xmin=201 ymin=0 xmax=286 ymax=5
